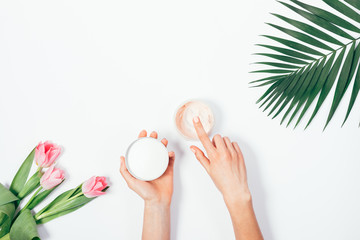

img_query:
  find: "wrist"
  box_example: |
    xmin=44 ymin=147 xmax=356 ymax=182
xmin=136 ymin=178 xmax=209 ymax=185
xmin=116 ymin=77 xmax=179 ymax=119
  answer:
xmin=144 ymin=199 xmax=171 ymax=209
xmin=223 ymin=187 xmax=252 ymax=207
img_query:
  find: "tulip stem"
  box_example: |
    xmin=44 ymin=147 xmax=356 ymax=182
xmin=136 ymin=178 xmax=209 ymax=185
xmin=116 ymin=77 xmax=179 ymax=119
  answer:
xmin=14 ymin=187 xmax=42 ymax=221
xmin=35 ymin=185 xmax=82 ymax=220
xmin=23 ymin=187 xmax=42 ymax=210
xmin=67 ymin=192 xmax=83 ymax=201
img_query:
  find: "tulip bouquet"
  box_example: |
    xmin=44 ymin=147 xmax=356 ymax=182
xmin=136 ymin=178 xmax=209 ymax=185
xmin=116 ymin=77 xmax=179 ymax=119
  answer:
xmin=0 ymin=141 xmax=108 ymax=240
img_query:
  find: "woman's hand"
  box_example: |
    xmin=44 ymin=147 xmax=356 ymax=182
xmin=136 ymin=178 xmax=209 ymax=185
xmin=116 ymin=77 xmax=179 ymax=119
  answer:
xmin=190 ymin=116 xmax=263 ymax=240
xmin=120 ymin=130 xmax=174 ymax=240
xmin=190 ymin=116 xmax=250 ymax=202
xmin=120 ymin=130 xmax=175 ymax=206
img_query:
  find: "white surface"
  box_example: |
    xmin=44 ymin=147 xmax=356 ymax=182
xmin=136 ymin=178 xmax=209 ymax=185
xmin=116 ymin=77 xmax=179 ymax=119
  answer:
xmin=126 ymin=137 xmax=169 ymax=181
xmin=0 ymin=0 xmax=360 ymax=239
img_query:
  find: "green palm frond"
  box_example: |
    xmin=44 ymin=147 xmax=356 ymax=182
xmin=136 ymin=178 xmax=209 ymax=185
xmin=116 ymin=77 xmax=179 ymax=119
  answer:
xmin=251 ymin=0 xmax=360 ymax=129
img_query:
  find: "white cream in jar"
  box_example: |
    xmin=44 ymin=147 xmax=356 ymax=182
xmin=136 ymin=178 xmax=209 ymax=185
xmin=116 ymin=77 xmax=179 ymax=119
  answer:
xmin=125 ymin=137 xmax=169 ymax=181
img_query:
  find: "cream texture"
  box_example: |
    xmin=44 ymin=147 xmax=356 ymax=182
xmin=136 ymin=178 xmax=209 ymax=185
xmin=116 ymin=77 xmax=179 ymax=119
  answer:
xmin=175 ymin=100 xmax=214 ymax=140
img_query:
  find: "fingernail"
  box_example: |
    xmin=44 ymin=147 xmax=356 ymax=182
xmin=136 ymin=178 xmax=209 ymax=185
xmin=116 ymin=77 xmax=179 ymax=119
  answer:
xmin=190 ymin=147 xmax=196 ymax=153
xmin=193 ymin=116 xmax=200 ymax=123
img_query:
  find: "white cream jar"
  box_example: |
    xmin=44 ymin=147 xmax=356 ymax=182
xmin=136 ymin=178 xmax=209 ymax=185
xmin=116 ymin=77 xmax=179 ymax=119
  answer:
xmin=125 ymin=137 xmax=169 ymax=181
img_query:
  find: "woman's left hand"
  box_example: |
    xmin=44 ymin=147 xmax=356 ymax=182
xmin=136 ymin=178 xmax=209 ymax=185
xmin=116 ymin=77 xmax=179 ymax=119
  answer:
xmin=120 ymin=130 xmax=175 ymax=207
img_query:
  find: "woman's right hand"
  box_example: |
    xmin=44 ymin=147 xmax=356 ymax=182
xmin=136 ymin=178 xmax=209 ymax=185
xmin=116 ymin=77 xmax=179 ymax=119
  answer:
xmin=190 ymin=116 xmax=263 ymax=240
xmin=189 ymin=116 xmax=251 ymax=203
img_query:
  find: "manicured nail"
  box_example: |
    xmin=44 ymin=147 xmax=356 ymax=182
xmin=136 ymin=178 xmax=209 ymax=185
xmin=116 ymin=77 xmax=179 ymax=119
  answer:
xmin=193 ymin=116 xmax=200 ymax=123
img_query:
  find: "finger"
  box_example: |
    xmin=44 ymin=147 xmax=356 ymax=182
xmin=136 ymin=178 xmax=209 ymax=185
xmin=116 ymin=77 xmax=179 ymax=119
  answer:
xmin=162 ymin=151 xmax=175 ymax=176
xmin=212 ymin=137 xmax=216 ymax=147
xmin=193 ymin=116 xmax=214 ymax=153
xmin=138 ymin=130 xmax=147 ymax=138
xmin=161 ymin=138 xmax=168 ymax=147
xmin=213 ymin=134 xmax=226 ymax=150
xmin=168 ymin=151 xmax=175 ymax=169
xmin=120 ymin=156 xmax=137 ymax=186
xmin=190 ymin=146 xmax=210 ymax=172
xmin=224 ymin=137 xmax=236 ymax=156
xmin=232 ymin=142 xmax=247 ymax=177
xmin=233 ymin=142 xmax=244 ymax=158
xmin=150 ymin=131 xmax=158 ymax=139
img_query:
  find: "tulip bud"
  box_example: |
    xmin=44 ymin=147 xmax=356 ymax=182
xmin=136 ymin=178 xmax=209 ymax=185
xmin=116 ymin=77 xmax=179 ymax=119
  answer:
xmin=40 ymin=166 xmax=65 ymax=190
xmin=82 ymin=176 xmax=107 ymax=198
xmin=35 ymin=141 xmax=61 ymax=168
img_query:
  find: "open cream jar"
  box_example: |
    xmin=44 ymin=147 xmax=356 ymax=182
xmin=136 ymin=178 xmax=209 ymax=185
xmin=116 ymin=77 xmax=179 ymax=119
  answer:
xmin=175 ymin=100 xmax=215 ymax=140
xmin=125 ymin=137 xmax=169 ymax=181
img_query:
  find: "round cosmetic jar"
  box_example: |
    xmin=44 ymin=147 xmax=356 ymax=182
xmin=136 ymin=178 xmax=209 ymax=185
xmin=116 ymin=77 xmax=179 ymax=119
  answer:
xmin=125 ymin=137 xmax=169 ymax=181
xmin=175 ymin=100 xmax=215 ymax=140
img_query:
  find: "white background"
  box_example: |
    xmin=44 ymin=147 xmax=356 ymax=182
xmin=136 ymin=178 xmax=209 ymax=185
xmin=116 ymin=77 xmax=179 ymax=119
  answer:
xmin=1 ymin=0 xmax=360 ymax=239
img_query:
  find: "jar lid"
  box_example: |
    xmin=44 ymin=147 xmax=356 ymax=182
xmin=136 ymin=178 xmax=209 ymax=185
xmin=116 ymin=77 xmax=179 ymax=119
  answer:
xmin=125 ymin=137 xmax=169 ymax=181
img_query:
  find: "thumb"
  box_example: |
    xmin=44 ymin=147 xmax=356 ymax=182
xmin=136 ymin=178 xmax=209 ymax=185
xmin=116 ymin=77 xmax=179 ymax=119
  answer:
xmin=190 ymin=146 xmax=210 ymax=172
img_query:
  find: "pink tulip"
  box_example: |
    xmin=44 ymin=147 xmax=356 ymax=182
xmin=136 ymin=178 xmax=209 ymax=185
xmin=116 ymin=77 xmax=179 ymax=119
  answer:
xmin=40 ymin=165 xmax=65 ymax=190
xmin=82 ymin=176 xmax=108 ymax=198
xmin=35 ymin=141 xmax=61 ymax=168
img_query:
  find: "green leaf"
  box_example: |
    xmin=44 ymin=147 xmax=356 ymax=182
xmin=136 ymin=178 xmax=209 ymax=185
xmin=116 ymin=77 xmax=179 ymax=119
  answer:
xmin=262 ymin=35 xmax=322 ymax=56
xmin=325 ymin=42 xmax=356 ymax=129
xmin=10 ymin=148 xmax=35 ymax=197
xmin=0 ymin=184 xmax=18 ymax=237
xmin=251 ymin=79 xmax=280 ymax=88
xmin=36 ymin=186 xmax=108 ymax=224
xmin=17 ymin=172 xmax=41 ymax=200
xmin=267 ymin=23 xmax=333 ymax=51
xmin=295 ymin=54 xmax=336 ymax=128
xmin=252 ymin=0 xmax=360 ymax=129
xmin=268 ymin=65 xmax=311 ymax=117
xmin=0 ymin=184 xmax=18 ymax=206
xmin=272 ymin=13 xmax=344 ymax=46
xmin=251 ymin=69 xmax=293 ymax=74
xmin=250 ymin=74 xmax=289 ymax=84
xmin=262 ymin=72 xmax=299 ymax=110
xmin=287 ymin=58 xmax=326 ymax=127
xmin=344 ymin=0 xmax=360 ymax=11
xmin=254 ymin=62 xmax=300 ymax=69
xmin=323 ymin=0 xmax=360 ymax=24
xmin=256 ymin=43 xmax=317 ymax=60
xmin=290 ymin=0 xmax=360 ymax=33
xmin=254 ymin=53 xmax=308 ymax=64
xmin=34 ymin=189 xmax=74 ymax=219
xmin=279 ymin=1 xmax=354 ymax=40
xmin=276 ymin=61 xmax=319 ymax=122
xmin=36 ymin=204 xmax=86 ymax=225
xmin=306 ymin=47 xmax=346 ymax=128
xmin=258 ymin=74 xmax=292 ymax=107
xmin=343 ymin=44 xmax=360 ymax=125
xmin=256 ymin=80 xmax=283 ymax=104
xmin=10 ymin=210 xmax=39 ymax=240
xmin=0 ymin=234 xmax=10 ymax=240
xmin=36 ymin=196 xmax=94 ymax=224
xmin=26 ymin=184 xmax=61 ymax=210
xmin=0 ymin=203 xmax=15 ymax=237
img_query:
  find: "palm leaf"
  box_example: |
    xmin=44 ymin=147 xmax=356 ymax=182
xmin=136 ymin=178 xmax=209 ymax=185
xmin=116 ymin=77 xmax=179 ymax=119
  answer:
xmin=251 ymin=0 xmax=360 ymax=129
